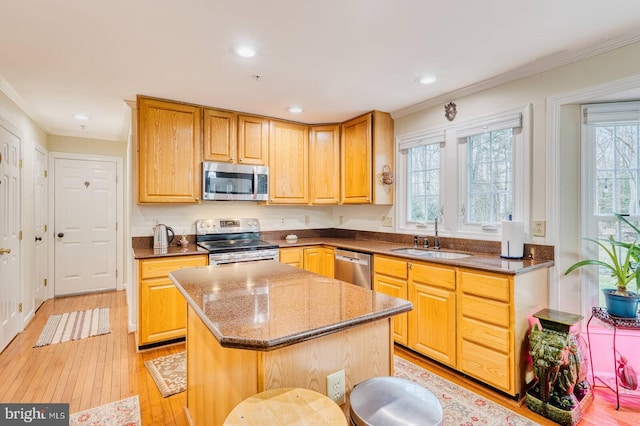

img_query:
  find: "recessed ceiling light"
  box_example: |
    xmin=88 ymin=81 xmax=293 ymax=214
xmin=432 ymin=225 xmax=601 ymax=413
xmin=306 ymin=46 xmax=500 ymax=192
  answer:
xmin=286 ymin=106 xmax=303 ymax=113
xmin=73 ymin=114 xmax=90 ymax=120
xmin=415 ymin=75 xmax=437 ymax=85
xmin=233 ymin=45 xmax=257 ymax=58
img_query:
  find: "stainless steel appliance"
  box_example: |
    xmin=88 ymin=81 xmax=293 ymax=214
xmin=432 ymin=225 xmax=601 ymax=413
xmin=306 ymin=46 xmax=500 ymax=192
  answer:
xmin=202 ymin=162 xmax=269 ymax=201
xmin=196 ymin=218 xmax=279 ymax=265
xmin=334 ymin=248 xmax=372 ymax=289
xmin=153 ymin=223 xmax=175 ymax=250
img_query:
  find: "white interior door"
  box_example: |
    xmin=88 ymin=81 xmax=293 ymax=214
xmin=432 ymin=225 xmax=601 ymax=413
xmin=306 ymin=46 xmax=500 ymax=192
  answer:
xmin=34 ymin=146 xmax=48 ymax=308
xmin=0 ymin=120 xmax=22 ymax=352
xmin=54 ymin=158 xmax=117 ymax=296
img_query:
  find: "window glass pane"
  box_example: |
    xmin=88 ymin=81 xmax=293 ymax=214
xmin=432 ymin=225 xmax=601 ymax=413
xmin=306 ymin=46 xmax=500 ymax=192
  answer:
xmin=408 ymin=144 xmax=440 ymax=222
xmin=589 ymin=118 xmax=640 ymax=307
xmin=466 ymin=129 xmax=513 ymax=223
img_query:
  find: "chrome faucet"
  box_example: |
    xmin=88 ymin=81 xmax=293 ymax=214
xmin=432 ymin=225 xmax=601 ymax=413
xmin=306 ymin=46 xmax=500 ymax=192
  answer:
xmin=422 ymin=235 xmax=429 ymax=248
xmin=433 ymin=218 xmax=440 ymax=250
xmin=413 ymin=234 xmax=419 ymax=248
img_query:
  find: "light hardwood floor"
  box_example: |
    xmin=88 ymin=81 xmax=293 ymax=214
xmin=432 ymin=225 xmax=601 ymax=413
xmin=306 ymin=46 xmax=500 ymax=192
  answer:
xmin=0 ymin=290 xmax=637 ymax=425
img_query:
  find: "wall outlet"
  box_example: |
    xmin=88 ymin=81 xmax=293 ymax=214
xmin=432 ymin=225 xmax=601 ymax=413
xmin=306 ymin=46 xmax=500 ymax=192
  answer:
xmin=382 ymin=216 xmax=392 ymax=227
xmin=326 ymin=369 xmax=346 ymax=405
xmin=304 ymin=215 xmax=310 ymax=225
xmin=532 ymin=220 xmax=546 ymax=237
xmin=280 ymin=217 xmax=285 ymax=226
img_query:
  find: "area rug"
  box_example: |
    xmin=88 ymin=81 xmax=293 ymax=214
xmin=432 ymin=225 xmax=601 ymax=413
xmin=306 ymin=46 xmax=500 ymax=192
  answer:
xmin=144 ymin=351 xmax=186 ymax=397
xmin=34 ymin=307 xmax=110 ymax=347
xmin=69 ymin=395 xmax=140 ymax=426
xmin=394 ymin=356 xmax=539 ymax=426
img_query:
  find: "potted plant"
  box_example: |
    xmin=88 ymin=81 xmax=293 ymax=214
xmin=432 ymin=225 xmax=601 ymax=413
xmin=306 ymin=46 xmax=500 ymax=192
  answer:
xmin=565 ymin=215 xmax=640 ymax=318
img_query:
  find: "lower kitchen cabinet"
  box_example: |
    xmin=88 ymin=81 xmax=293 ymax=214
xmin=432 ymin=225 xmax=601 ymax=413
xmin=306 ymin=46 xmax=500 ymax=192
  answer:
xmin=373 ymin=255 xmax=409 ymax=345
xmin=457 ymin=267 xmax=548 ymax=397
xmin=280 ymin=246 xmax=335 ymax=278
xmin=137 ymin=254 xmax=208 ymax=348
xmin=408 ymin=261 xmax=456 ymax=367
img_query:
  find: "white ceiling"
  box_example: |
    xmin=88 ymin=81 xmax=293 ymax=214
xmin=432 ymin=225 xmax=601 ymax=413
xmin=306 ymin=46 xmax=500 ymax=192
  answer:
xmin=2 ymin=1 xmax=640 ymax=142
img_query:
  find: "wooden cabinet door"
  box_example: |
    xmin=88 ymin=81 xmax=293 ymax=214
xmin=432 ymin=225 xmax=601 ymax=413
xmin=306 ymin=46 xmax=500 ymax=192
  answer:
xmin=303 ymin=247 xmax=322 ymax=274
xmin=203 ymin=108 xmax=237 ymax=162
xmin=137 ymin=96 xmax=202 ymax=203
xmin=138 ymin=255 xmax=208 ymax=346
xmin=341 ymin=113 xmax=372 ymax=204
xmin=279 ymin=247 xmax=303 ymax=268
xmin=408 ymin=262 xmax=456 ymax=367
xmin=309 ymin=125 xmax=340 ymax=204
xmin=269 ymin=120 xmax=309 ymax=204
xmin=238 ymin=115 xmax=269 ymax=165
xmin=374 ymin=273 xmax=409 ymax=345
xmin=320 ymin=246 xmax=335 ymax=278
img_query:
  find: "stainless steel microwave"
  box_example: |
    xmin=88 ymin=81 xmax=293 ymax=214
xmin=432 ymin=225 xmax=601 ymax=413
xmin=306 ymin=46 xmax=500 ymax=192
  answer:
xmin=202 ymin=162 xmax=269 ymax=201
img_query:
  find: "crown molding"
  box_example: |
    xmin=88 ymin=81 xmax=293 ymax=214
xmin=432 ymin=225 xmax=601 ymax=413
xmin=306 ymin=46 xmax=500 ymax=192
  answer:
xmin=391 ymin=32 xmax=640 ymax=120
xmin=0 ymin=73 xmax=50 ymax=134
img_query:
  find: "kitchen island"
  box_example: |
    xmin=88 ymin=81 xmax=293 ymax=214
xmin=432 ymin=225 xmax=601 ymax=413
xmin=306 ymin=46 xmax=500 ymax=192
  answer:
xmin=169 ymin=260 xmax=412 ymax=425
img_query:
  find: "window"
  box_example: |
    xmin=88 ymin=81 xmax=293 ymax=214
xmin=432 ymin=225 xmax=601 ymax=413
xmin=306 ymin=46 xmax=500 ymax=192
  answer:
xmin=582 ymin=101 xmax=640 ymax=306
xmin=396 ymin=105 xmax=530 ymax=237
xmin=457 ymin=107 xmax=529 ymax=235
xmin=466 ymin=129 xmax=513 ymax=224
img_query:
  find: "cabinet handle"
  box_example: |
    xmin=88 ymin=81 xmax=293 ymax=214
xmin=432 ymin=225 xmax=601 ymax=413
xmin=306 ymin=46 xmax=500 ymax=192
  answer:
xmin=0 ymin=248 xmax=11 ymax=255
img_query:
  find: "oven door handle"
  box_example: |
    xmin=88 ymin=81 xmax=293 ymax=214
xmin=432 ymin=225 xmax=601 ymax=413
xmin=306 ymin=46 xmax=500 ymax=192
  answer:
xmin=212 ymin=258 xmax=271 ymax=266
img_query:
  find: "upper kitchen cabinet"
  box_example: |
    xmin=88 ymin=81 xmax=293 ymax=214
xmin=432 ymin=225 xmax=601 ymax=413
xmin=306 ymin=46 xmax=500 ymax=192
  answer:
xmin=268 ymin=120 xmax=309 ymax=204
xmin=137 ymin=96 xmax=202 ymax=203
xmin=309 ymin=125 xmax=340 ymax=205
xmin=237 ymin=115 xmax=269 ymax=165
xmin=202 ymin=108 xmax=237 ymax=162
xmin=340 ymin=111 xmax=394 ymax=204
xmin=204 ymin=111 xmax=268 ymax=165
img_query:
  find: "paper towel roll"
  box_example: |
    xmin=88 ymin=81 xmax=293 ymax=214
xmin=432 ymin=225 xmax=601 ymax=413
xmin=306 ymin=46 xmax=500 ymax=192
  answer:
xmin=501 ymin=220 xmax=524 ymax=258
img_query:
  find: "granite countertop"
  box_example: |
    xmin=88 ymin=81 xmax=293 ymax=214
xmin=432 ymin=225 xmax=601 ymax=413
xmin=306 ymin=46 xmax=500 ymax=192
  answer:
xmin=133 ymin=244 xmax=208 ymax=259
xmin=169 ymin=260 xmax=413 ymax=351
xmin=269 ymin=237 xmax=554 ymax=275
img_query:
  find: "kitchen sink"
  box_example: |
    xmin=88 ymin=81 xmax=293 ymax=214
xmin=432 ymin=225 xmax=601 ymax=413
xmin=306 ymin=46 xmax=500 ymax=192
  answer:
xmin=390 ymin=248 xmax=472 ymax=259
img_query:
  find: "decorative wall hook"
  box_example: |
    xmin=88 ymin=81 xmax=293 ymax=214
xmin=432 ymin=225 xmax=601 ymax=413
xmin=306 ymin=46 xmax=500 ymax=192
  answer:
xmin=380 ymin=165 xmax=394 ymax=185
xmin=444 ymin=102 xmax=457 ymax=122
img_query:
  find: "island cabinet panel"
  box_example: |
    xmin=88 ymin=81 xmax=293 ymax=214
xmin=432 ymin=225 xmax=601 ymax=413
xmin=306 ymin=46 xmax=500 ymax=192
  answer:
xmin=185 ymin=306 xmax=392 ymax=425
xmin=137 ymin=254 xmax=207 ymax=348
xmin=137 ymin=96 xmax=202 ymax=203
xmin=279 ymin=247 xmax=303 ymax=268
xmin=268 ymin=120 xmax=309 ymax=204
xmin=309 ymin=125 xmax=340 ymax=204
xmin=202 ymin=108 xmax=237 ymax=163
xmin=373 ymin=255 xmax=409 ymax=345
xmin=408 ymin=261 xmax=456 ymax=367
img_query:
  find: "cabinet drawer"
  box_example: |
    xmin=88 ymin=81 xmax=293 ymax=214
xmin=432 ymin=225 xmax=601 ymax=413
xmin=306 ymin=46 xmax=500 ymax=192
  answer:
xmin=460 ymin=270 xmax=510 ymax=302
xmin=411 ymin=261 xmax=455 ymax=290
xmin=460 ymin=294 xmax=510 ymax=327
xmin=460 ymin=339 xmax=511 ymax=392
xmin=140 ymin=255 xmax=208 ymax=280
xmin=459 ymin=317 xmax=510 ymax=354
xmin=374 ymin=255 xmax=408 ymax=279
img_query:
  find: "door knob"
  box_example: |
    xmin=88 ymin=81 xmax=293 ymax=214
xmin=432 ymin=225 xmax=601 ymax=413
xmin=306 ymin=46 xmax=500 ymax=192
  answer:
xmin=0 ymin=248 xmax=11 ymax=255
xmin=57 ymin=232 xmax=64 ymax=238
xmin=35 ymin=236 xmax=42 ymax=241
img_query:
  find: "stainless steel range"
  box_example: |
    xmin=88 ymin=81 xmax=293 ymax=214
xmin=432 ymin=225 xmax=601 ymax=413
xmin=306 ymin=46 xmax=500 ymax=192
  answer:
xmin=196 ymin=218 xmax=279 ymax=265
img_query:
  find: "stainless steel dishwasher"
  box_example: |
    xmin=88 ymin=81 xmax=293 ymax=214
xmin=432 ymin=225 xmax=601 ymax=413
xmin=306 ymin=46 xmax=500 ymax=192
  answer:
xmin=334 ymin=249 xmax=372 ymax=289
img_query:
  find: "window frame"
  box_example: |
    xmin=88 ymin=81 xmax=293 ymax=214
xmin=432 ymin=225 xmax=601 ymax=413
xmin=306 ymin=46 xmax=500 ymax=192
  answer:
xmin=396 ymin=104 xmax=531 ymax=240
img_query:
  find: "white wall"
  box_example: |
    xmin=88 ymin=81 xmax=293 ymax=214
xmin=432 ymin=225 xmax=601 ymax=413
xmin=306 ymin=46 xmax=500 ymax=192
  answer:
xmin=393 ymin=40 xmax=640 ymax=316
xmin=0 ymin=91 xmax=48 ymax=326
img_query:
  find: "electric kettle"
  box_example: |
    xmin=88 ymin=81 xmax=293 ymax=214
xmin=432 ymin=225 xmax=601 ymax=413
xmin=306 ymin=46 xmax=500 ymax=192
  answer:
xmin=153 ymin=223 xmax=175 ymax=250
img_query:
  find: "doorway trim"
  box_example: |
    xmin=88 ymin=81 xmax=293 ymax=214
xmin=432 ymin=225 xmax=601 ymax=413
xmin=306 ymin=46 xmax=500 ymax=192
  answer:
xmin=48 ymin=152 xmax=124 ymax=293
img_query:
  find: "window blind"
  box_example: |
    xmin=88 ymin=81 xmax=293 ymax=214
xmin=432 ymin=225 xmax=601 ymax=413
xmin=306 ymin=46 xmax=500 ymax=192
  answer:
xmin=583 ymin=101 xmax=640 ymax=124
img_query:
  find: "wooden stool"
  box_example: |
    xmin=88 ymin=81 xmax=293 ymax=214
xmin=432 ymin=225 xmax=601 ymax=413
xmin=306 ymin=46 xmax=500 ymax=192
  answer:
xmin=223 ymin=387 xmax=347 ymax=425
